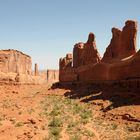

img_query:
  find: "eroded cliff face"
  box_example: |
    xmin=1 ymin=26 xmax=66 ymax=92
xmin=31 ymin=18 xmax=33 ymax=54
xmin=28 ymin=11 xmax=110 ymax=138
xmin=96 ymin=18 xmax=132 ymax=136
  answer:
xmin=0 ymin=50 xmax=32 ymax=74
xmin=59 ymin=54 xmax=77 ymax=82
xmin=120 ymin=20 xmax=137 ymax=57
xmin=59 ymin=20 xmax=140 ymax=84
xmin=103 ymin=20 xmax=137 ymax=62
xmin=73 ymin=42 xmax=85 ymax=68
xmin=102 ymin=28 xmax=121 ymax=61
xmin=0 ymin=50 xmax=46 ymax=84
xmin=73 ymin=33 xmax=101 ymax=68
xmin=83 ymin=33 xmax=101 ymax=65
xmin=47 ymin=70 xmax=59 ymax=83
xmin=59 ymin=54 xmax=73 ymax=70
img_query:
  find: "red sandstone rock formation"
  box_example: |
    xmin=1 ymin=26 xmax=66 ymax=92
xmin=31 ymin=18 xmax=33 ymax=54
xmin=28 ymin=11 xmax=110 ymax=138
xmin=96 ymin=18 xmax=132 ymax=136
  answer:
xmin=73 ymin=33 xmax=101 ymax=68
xmin=103 ymin=20 xmax=137 ymax=62
xmin=83 ymin=33 xmax=101 ymax=65
xmin=0 ymin=49 xmax=32 ymax=74
xmin=73 ymin=42 xmax=85 ymax=68
xmin=121 ymin=20 xmax=137 ymax=56
xmin=59 ymin=53 xmax=73 ymax=70
xmin=34 ymin=63 xmax=39 ymax=76
xmin=59 ymin=20 xmax=139 ymax=83
xmin=109 ymin=50 xmax=140 ymax=81
xmin=0 ymin=49 xmax=46 ymax=84
xmin=103 ymin=28 xmax=121 ymax=61
xmin=59 ymin=54 xmax=77 ymax=82
xmin=47 ymin=70 xmax=59 ymax=83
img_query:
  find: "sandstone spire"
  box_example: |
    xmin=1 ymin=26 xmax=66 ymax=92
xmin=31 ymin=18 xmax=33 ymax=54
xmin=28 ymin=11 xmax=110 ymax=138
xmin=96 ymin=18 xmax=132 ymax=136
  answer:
xmin=103 ymin=20 xmax=137 ymax=62
xmin=34 ymin=63 xmax=39 ymax=76
xmin=73 ymin=33 xmax=101 ymax=68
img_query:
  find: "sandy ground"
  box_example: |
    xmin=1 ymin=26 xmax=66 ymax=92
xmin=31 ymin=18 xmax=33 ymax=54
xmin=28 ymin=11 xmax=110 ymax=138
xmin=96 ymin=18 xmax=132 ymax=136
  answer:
xmin=0 ymin=84 xmax=139 ymax=140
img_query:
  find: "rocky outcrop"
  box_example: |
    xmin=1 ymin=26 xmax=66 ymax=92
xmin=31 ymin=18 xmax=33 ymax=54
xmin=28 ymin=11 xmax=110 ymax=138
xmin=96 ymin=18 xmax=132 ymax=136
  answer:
xmin=59 ymin=20 xmax=140 ymax=86
xmin=103 ymin=20 xmax=137 ymax=62
xmin=59 ymin=53 xmax=73 ymax=70
xmin=102 ymin=28 xmax=121 ymax=61
xmin=0 ymin=49 xmax=32 ymax=74
xmin=34 ymin=63 xmax=39 ymax=76
xmin=73 ymin=33 xmax=101 ymax=68
xmin=47 ymin=70 xmax=59 ymax=83
xmin=83 ymin=33 xmax=101 ymax=65
xmin=59 ymin=54 xmax=77 ymax=82
xmin=73 ymin=42 xmax=85 ymax=68
xmin=120 ymin=20 xmax=137 ymax=57
xmin=0 ymin=49 xmax=46 ymax=84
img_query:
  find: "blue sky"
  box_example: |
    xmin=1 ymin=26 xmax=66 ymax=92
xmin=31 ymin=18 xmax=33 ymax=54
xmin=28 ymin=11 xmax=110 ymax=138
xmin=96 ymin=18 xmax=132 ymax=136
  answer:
xmin=0 ymin=0 xmax=140 ymax=70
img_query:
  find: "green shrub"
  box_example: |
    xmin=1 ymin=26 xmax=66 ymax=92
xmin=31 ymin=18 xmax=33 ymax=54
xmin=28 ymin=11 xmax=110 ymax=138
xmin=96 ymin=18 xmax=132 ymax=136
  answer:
xmin=49 ymin=117 xmax=63 ymax=127
xmin=15 ymin=121 xmax=24 ymax=127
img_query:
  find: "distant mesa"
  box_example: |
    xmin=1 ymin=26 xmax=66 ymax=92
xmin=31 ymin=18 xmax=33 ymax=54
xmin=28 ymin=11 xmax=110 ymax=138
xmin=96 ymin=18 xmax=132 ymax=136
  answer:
xmin=0 ymin=49 xmax=31 ymax=74
xmin=0 ymin=49 xmax=46 ymax=84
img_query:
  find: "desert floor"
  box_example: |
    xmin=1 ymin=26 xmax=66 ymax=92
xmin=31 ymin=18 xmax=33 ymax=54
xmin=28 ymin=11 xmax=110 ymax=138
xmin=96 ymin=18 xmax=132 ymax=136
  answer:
xmin=0 ymin=84 xmax=139 ymax=140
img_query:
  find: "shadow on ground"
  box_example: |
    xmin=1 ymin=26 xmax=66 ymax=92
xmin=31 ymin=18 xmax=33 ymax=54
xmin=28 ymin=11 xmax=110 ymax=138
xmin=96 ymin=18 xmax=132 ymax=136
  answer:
xmin=55 ymin=84 xmax=140 ymax=112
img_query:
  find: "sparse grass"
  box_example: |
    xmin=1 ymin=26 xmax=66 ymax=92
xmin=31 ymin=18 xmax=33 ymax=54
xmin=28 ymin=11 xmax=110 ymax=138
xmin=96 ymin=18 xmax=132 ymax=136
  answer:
xmin=41 ymin=95 xmax=138 ymax=139
xmin=66 ymin=121 xmax=78 ymax=133
xmin=50 ymin=127 xmax=62 ymax=137
xmin=49 ymin=108 xmax=61 ymax=116
xmin=125 ymin=136 xmax=140 ymax=140
xmin=0 ymin=113 xmax=6 ymax=121
xmin=42 ymin=136 xmax=49 ymax=140
xmin=111 ymin=123 xmax=118 ymax=130
xmin=67 ymin=121 xmax=78 ymax=129
xmin=70 ymin=134 xmax=81 ymax=140
xmin=2 ymin=99 xmax=11 ymax=109
xmin=15 ymin=121 xmax=24 ymax=127
xmin=27 ymin=108 xmax=35 ymax=114
xmin=79 ymin=109 xmax=92 ymax=119
xmin=72 ymin=103 xmax=83 ymax=114
xmin=48 ymin=117 xmax=63 ymax=127
xmin=82 ymin=129 xmax=95 ymax=137
xmin=40 ymin=95 xmax=95 ymax=139
xmin=126 ymin=123 xmax=140 ymax=133
xmin=80 ymin=119 xmax=89 ymax=124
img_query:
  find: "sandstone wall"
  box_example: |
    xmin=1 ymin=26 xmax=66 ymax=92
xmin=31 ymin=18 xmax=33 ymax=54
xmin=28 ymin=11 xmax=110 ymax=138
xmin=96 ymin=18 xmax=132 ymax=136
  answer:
xmin=47 ymin=70 xmax=59 ymax=83
xmin=0 ymin=49 xmax=46 ymax=84
xmin=59 ymin=20 xmax=139 ymax=84
xmin=73 ymin=33 xmax=101 ymax=68
xmin=0 ymin=49 xmax=32 ymax=74
xmin=103 ymin=20 xmax=137 ymax=62
xmin=59 ymin=53 xmax=77 ymax=82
